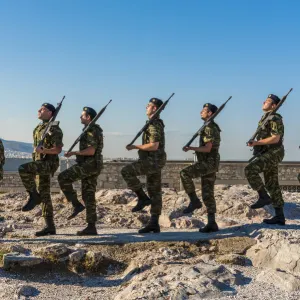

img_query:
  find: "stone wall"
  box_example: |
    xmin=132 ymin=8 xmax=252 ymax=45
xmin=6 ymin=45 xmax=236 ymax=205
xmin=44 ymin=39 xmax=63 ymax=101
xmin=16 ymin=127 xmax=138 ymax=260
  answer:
xmin=1 ymin=161 xmax=300 ymax=193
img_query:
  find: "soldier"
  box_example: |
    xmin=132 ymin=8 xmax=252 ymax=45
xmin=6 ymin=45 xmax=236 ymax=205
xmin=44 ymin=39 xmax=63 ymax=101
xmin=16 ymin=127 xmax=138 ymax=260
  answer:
xmin=245 ymin=94 xmax=285 ymax=225
xmin=58 ymin=107 xmax=103 ymax=236
xmin=0 ymin=139 xmax=5 ymax=181
xmin=18 ymin=103 xmax=63 ymax=236
xmin=180 ymin=103 xmax=221 ymax=233
xmin=121 ymin=98 xmax=166 ymax=233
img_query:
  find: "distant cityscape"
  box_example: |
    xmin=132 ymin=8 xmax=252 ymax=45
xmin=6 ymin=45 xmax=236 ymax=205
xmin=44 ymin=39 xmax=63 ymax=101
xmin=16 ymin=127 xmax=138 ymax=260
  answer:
xmin=4 ymin=149 xmax=32 ymax=159
xmin=4 ymin=151 xmax=193 ymax=162
xmin=2 ymin=138 xmax=195 ymax=161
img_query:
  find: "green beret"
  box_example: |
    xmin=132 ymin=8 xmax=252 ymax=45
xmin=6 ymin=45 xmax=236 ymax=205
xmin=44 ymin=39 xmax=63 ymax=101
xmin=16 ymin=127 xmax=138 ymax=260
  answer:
xmin=42 ymin=103 xmax=56 ymax=113
xmin=203 ymin=103 xmax=218 ymax=114
xmin=149 ymin=98 xmax=163 ymax=108
xmin=83 ymin=106 xmax=97 ymax=119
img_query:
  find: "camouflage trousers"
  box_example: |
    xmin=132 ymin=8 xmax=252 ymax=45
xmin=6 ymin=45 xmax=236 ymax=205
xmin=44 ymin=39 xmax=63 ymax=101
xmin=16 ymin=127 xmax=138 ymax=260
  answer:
xmin=180 ymin=162 xmax=218 ymax=214
xmin=58 ymin=163 xmax=101 ymax=223
xmin=18 ymin=161 xmax=59 ymax=218
xmin=244 ymin=147 xmax=284 ymax=208
xmin=121 ymin=158 xmax=166 ymax=215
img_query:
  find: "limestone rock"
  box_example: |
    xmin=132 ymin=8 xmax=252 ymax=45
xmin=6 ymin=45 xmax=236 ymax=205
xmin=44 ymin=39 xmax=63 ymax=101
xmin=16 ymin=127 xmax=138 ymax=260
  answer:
xmin=34 ymin=243 xmax=70 ymax=262
xmin=84 ymin=251 xmax=114 ymax=273
xmin=68 ymin=249 xmax=86 ymax=273
xmin=116 ymin=262 xmax=247 ymax=300
xmin=96 ymin=189 xmax=136 ymax=205
xmin=247 ymin=230 xmax=300 ymax=276
xmin=199 ymin=253 xmax=215 ymax=263
xmin=69 ymin=249 xmax=86 ymax=264
xmin=256 ymin=269 xmax=300 ymax=291
xmin=3 ymin=253 xmax=43 ymax=270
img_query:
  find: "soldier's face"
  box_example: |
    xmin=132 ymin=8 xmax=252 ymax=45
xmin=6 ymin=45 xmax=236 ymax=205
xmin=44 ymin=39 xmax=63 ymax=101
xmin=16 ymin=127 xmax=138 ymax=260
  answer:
xmin=38 ymin=106 xmax=52 ymax=121
xmin=80 ymin=111 xmax=91 ymax=125
xmin=262 ymin=98 xmax=276 ymax=112
xmin=146 ymin=103 xmax=157 ymax=118
xmin=200 ymin=107 xmax=212 ymax=120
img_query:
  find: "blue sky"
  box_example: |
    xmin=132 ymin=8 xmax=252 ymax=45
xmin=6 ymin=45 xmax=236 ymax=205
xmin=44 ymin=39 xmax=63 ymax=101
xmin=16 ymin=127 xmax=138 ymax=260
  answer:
xmin=0 ymin=0 xmax=299 ymax=160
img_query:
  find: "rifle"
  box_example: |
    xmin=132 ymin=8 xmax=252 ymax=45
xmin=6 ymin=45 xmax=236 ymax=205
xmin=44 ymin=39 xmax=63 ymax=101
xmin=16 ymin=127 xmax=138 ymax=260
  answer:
xmin=183 ymin=96 xmax=232 ymax=150
xmin=37 ymin=95 xmax=65 ymax=149
xmin=66 ymin=99 xmax=112 ymax=153
xmin=247 ymin=88 xmax=293 ymax=162
xmin=127 ymin=93 xmax=175 ymax=146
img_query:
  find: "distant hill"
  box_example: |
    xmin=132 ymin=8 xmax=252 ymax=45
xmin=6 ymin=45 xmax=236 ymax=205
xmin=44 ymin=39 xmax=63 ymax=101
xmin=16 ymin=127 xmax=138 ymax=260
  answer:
xmin=1 ymin=139 xmax=33 ymax=153
xmin=1 ymin=138 xmax=65 ymax=158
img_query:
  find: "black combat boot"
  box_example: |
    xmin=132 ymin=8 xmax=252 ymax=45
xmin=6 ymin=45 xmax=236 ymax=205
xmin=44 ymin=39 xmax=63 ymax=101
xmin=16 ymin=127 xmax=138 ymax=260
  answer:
xmin=77 ymin=223 xmax=98 ymax=236
xmin=64 ymin=192 xmax=86 ymax=220
xmin=263 ymin=207 xmax=285 ymax=225
xmin=131 ymin=188 xmax=152 ymax=212
xmin=250 ymin=187 xmax=272 ymax=209
xmin=35 ymin=218 xmax=56 ymax=237
xmin=183 ymin=191 xmax=202 ymax=214
xmin=22 ymin=188 xmax=42 ymax=212
xmin=199 ymin=213 xmax=219 ymax=233
xmin=138 ymin=214 xmax=160 ymax=233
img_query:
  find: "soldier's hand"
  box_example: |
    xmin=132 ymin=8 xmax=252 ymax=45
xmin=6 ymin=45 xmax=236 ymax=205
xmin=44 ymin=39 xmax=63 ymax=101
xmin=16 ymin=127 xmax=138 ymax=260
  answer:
xmin=247 ymin=141 xmax=256 ymax=147
xmin=183 ymin=146 xmax=191 ymax=152
xmin=35 ymin=146 xmax=44 ymax=154
xmin=126 ymin=145 xmax=136 ymax=151
xmin=64 ymin=152 xmax=75 ymax=158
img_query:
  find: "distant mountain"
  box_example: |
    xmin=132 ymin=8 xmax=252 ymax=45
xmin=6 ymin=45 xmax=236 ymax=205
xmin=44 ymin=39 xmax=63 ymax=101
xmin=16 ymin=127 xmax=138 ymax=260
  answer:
xmin=1 ymin=139 xmax=33 ymax=153
xmin=1 ymin=138 xmax=65 ymax=158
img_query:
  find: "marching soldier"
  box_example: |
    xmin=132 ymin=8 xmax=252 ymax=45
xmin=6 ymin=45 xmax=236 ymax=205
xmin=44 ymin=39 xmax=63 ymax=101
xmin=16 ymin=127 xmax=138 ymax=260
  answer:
xmin=19 ymin=103 xmax=63 ymax=236
xmin=180 ymin=103 xmax=221 ymax=233
xmin=121 ymin=98 xmax=166 ymax=233
xmin=0 ymin=139 xmax=4 ymax=181
xmin=245 ymin=94 xmax=285 ymax=225
xmin=58 ymin=107 xmax=103 ymax=236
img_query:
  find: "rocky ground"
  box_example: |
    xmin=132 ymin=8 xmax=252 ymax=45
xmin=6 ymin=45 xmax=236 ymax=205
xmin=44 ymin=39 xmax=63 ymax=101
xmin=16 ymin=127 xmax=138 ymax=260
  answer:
xmin=0 ymin=185 xmax=300 ymax=299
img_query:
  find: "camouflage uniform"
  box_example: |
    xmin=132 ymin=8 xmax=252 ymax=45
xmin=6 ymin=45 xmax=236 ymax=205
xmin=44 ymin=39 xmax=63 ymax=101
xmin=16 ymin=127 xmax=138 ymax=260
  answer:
xmin=180 ymin=121 xmax=221 ymax=213
xmin=0 ymin=139 xmax=5 ymax=181
xmin=18 ymin=122 xmax=63 ymax=217
xmin=58 ymin=124 xmax=103 ymax=223
xmin=121 ymin=119 xmax=166 ymax=215
xmin=245 ymin=113 xmax=284 ymax=208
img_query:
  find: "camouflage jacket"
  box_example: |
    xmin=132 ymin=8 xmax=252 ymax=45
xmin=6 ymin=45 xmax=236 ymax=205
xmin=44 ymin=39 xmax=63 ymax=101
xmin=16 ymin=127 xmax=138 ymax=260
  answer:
xmin=78 ymin=124 xmax=103 ymax=170
xmin=254 ymin=113 xmax=284 ymax=154
xmin=256 ymin=113 xmax=284 ymax=141
xmin=196 ymin=121 xmax=221 ymax=162
xmin=139 ymin=119 xmax=166 ymax=160
xmin=33 ymin=121 xmax=63 ymax=163
xmin=0 ymin=139 xmax=5 ymax=167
